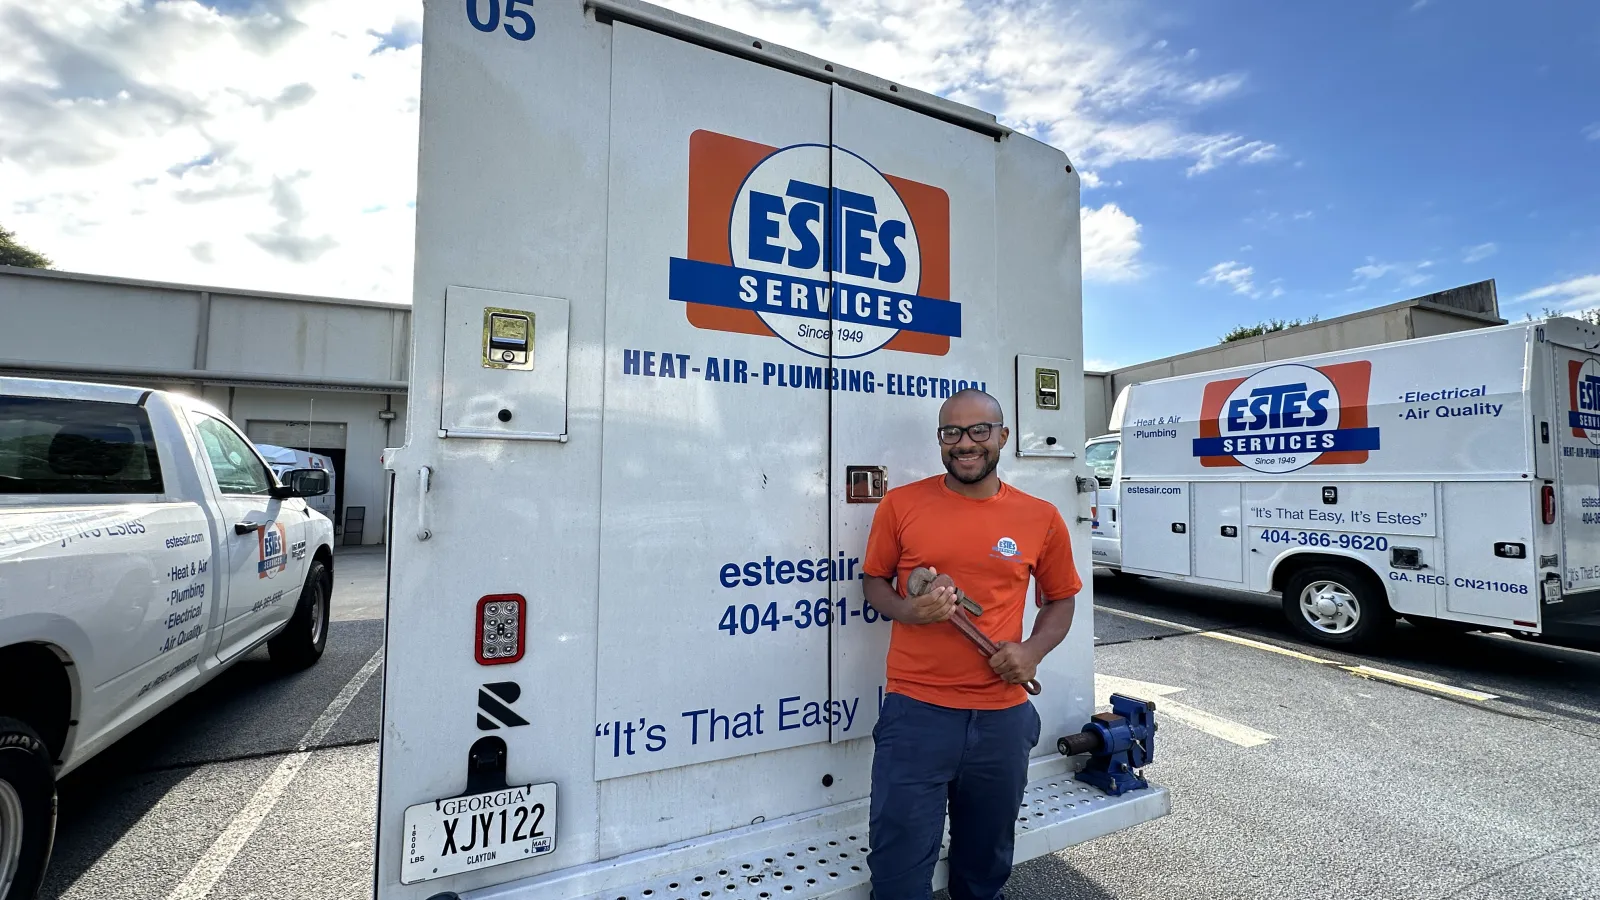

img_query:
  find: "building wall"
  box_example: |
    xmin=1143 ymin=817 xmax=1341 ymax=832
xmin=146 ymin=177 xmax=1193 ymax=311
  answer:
xmin=0 ymin=267 xmax=412 ymax=544
xmin=1083 ymin=372 xmax=1112 ymax=439
xmin=228 ymin=388 xmax=406 ymax=545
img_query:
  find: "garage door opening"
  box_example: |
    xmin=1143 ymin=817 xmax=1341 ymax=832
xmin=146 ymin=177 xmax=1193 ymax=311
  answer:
xmin=246 ymin=420 xmax=349 ymax=536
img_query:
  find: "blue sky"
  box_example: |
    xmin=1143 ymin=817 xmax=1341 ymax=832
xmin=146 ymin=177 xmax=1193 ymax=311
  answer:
xmin=1080 ymin=0 xmax=1600 ymax=367
xmin=1 ymin=0 xmax=1596 ymax=372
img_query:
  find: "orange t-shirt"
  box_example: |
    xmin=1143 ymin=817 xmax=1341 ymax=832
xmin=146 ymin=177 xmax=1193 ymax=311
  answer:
xmin=862 ymin=475 xmax=1082 ymax=710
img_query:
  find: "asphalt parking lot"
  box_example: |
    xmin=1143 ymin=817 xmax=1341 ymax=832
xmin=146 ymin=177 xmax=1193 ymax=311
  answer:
xmin=37 ymin=554 xmax=1600 ymax=900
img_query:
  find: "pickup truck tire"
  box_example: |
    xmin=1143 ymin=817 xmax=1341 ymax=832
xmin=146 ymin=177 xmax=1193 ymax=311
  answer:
xmin=270 ymin=559 xmax=331 ymax=671
xmin=0 ymin=718 xmax=55 ymax=900
xmin=1282 ymin=563 xmax=1392 ymax=649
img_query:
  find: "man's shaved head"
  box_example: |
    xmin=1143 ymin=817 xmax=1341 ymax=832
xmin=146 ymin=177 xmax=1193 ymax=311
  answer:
xmin=939 ymin=389 xmax=1003 ymax=426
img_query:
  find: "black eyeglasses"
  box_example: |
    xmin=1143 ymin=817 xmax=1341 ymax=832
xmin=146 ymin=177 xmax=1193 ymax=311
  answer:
xmin=937 ymin=422 xmax=1004 ymax=444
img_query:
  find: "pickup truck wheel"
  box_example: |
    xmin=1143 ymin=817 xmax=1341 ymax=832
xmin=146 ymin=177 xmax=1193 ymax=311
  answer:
xmin=270 ymin=560 xmax=331 ymax=671
xmin=1282 ymin=563 xmax=1392 ymax=649
xmin=0 ymin=718 xmax=55 ymax=900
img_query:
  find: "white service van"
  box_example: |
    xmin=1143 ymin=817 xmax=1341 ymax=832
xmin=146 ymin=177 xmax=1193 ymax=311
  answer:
xmin=255 ymin=443 xmax=339 ymax=521
xmin=0 ymin=376 xmax=336 ymax=900
xmin=376 ymin=1 xmax=1168 ymax=898
xmin=1089 ymin=319 xmax=1600 ymax=649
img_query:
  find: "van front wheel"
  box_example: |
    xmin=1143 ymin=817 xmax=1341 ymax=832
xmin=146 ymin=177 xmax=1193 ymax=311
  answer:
xmin=1282 ymin=563 xmax=1392 ymax=649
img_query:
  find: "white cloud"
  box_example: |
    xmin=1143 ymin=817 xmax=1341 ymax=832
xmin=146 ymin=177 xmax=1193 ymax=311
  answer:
xmin=662 ymin=0 xmax=1278 ymax=175
xmin=1584 ymin=123 xmax=1600 ymax=142
xmin=1185 ymin=136 xmax=1279 ymax=176
xmin=1084 ymin=357 xmax=1120 ymax=372
xmin=1462 ymin=242 xmax=1498 ymax=263
xmin=0 ymin=0 xmax=422 ymax=300
xmin=1352 ymin=256 xmax=1434 ymax=289
xmin=1515 ymin=275 xmax=1600 ymax=311
xmin=1081 ymin=202 xmax=1143 ymax=283
xmin=0 ymin=0 xmax=1272 ymax=301
xmin=1292 ymin=210 xmax=1314 ymax=220
xmin=1199 ymin=260 xmax=1259 ymax=298
xmin=1079 ymin=169 xmax=1104 ymax=189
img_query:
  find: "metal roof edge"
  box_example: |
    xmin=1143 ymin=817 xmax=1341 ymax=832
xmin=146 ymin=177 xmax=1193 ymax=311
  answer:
xmin=0 ymin=265 xmax=411 ymax=313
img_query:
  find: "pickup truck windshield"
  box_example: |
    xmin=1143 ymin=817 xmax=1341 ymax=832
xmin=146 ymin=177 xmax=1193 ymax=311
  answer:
xmin=0 ymin=397 xmax=164 ymax=494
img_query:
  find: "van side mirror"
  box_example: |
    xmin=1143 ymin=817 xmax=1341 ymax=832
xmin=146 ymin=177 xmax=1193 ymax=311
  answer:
xmin=272 ymin=468 xmax=330 ymax=499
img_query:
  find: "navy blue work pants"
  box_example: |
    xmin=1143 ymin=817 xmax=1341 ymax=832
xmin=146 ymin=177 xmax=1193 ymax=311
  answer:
xmin=868 ymin=692 xmax=1041 ymax=900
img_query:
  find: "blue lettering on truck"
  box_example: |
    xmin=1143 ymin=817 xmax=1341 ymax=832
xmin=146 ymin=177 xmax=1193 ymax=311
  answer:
xmin=1191 ymin=363 xmax=1380 ymax=474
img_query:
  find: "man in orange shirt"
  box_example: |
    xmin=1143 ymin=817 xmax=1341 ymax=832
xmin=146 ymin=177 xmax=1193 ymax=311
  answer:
xmin=862 ymin=389 xmax=1081 ymax=900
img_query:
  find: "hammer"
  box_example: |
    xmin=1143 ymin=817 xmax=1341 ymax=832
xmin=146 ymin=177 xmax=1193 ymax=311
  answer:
xmin=907 ymin=567 xmax=1042 ymax=695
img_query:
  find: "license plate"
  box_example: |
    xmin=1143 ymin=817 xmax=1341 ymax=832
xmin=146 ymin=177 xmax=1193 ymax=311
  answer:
xmin=400 ymin=783 xmax=557 ymax=884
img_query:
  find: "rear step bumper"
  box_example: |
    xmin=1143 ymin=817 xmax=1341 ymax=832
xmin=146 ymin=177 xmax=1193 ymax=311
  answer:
xmin=464 ymin=758 xmax=1169 ymax=900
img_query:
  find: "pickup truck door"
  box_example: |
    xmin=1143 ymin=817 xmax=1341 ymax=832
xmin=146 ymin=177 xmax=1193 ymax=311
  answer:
xmin=188 ymin=412 xmax=306 ymax=661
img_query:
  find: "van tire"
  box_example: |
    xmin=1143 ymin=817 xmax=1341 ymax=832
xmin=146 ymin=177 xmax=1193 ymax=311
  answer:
xmin=0 ymin=717 xmax=56 ymax=900
xmin=270 ymin=560 xmax=331 ymax=671
xmin=1282 ymin=563 xmax=1392 ymax=649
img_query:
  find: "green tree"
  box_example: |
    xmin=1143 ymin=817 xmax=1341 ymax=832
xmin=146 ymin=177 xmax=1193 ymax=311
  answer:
xmin=1220 ymin=314 xmax=1319 ymax=343
xmin=0 ymin=224 xmax=52 ymax=268
xmin=1527 ymin=306 xmax=1600 ymax=326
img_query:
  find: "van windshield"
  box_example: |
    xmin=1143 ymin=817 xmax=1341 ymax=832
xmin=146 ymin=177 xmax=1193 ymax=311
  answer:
xmin=1085 ymin=440 xmax=1119 ymax=487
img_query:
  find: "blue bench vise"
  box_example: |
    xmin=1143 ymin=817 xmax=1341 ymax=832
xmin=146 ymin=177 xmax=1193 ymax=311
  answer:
xmin=1055 ymin=693 xmax=1157 ymax=796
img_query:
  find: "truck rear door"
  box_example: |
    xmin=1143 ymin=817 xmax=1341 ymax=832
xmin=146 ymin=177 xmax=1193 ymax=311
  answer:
xmin=1554 ymin=343 xmax=1600 ymax=597
xmin=592 ymin=21 xmax=835 ymax=806
xmin=826 ymin=83 xmax=1001 ymax=738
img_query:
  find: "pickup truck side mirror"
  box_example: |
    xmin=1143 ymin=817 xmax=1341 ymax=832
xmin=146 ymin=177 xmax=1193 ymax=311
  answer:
xmin=272 ymin=468 xmax=330 ymax=500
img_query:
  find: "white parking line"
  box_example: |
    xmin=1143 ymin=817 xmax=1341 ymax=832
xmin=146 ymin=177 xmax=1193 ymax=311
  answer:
xmin=1096 ymin=673 xmax=1275 ymax=748
xmin=165 ymin=648 xmax=383 ymax=900
xmin=1097 ymin=604 xmax=1498 ymax=702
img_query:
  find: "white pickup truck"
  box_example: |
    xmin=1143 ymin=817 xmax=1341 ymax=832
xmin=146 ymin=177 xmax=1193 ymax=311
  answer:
xmin=0 ymin=377 xmax=336 ymax=900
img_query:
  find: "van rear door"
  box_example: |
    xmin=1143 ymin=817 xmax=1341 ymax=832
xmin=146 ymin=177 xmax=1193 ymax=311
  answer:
xmin=1553 ymin=343 xmax=1600 ymax=596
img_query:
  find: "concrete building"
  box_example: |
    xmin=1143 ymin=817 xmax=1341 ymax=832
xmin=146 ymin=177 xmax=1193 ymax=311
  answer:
xmin=0 ymin=266 xmax=410 ymax=545
xmin=1083 ymin=280 xmax=1504 ymax=438
xmin=2 ymin=266 xmax=1507 ymax=530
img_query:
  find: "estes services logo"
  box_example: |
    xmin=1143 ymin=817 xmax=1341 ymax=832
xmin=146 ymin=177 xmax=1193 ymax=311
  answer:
xmin=668 ymin=130 xmax=958 ymax=359
xmin=1192 ymin=362 xmax=1379 ymax=473
xmin=1569 ymin=359 xmax=1600 ymax=446
xmin=993 ymin=536 xmax=1019 ymax=558
xmin=258 ymin=522 xmax=288 ymax=579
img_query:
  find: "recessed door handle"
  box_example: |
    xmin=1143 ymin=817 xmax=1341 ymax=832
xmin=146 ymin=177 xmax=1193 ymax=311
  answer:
xmin=235 ymin=521 xmax=263 ymax=535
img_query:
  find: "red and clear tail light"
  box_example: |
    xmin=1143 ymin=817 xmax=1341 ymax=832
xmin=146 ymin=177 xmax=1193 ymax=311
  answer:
xmin=476 ymin=594 xmax=525 ymax=665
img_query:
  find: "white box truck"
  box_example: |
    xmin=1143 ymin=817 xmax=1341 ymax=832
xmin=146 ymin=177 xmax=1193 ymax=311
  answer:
xmin=376 ymin=1 xmax=1168 ymax=897
xmin=1088 ymin=318 xmax=1600 ymax=650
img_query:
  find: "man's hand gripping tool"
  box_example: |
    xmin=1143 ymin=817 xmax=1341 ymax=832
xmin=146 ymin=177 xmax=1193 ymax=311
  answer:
xmin=906 ymin=566 xmax=1042 ymax=695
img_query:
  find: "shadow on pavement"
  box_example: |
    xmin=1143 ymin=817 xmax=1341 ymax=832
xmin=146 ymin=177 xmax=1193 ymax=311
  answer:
xmin=39 ymin=619 xmax=384 ymax=897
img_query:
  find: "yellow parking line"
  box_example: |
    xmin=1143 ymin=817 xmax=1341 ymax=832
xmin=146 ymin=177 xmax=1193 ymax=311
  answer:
xmin=1098 ymin=604 xmax=1498 ymax=702
xmin=1099 ymin=605 xmax=1333 ymax=662
xmin=1097 ymin=605 xmax=1202 ymax=634
xmin=1340 ymin=665 xmax=1499 ymax=702
xmin=1202 ymin=631 xmax=1338 ymax=665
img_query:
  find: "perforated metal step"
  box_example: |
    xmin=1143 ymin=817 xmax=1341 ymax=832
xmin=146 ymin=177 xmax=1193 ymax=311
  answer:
xmin=471 ymin=770 xmax=1168 ymax=900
